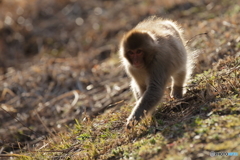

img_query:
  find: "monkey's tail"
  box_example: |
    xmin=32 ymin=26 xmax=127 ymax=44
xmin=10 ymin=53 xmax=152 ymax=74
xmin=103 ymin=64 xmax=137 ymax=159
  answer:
xmin=186 ymin=32 xmax=208 ymax=46
xmin=185 ymin=32 xmax=207 ymax=83
xmin=185 ymin=47 xmax=199 ymax=84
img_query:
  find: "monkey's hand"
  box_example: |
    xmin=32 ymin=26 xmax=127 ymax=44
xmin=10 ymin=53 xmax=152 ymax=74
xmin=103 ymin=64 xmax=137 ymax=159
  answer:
xmin=126 ymin=105 xmax=146 ymax=129
xmin=126 ymin=117 xmax=140 ymax=129
xmin=126 ymin=82 xmax=166 ymax=129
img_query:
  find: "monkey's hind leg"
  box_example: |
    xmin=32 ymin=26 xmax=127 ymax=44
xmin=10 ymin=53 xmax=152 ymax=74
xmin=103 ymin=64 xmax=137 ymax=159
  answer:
xmin=171 ymin=70 xmax=186 ymax=99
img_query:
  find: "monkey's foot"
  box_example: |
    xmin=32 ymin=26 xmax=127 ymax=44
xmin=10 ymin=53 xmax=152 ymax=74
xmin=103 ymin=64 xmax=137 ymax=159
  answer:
xmin=171 ymin=85 xmax=183 ymax=99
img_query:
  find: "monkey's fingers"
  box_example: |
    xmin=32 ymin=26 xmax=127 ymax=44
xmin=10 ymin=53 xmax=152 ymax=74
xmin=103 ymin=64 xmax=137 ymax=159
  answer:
xmin=126 ymin=123 xmax=132 ymax=130
xmin=126 ymin=118 xmax=139 ymax=129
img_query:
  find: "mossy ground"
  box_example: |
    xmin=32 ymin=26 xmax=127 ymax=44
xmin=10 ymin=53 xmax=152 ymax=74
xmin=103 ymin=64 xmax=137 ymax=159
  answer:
xmin=19 ymin=54 xmax=239 ymax=160
xmin=0 ymin=0 xmax=239 ymax=159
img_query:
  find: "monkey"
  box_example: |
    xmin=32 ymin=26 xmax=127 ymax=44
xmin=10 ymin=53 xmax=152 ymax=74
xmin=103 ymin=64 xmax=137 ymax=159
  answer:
xmin=119 ymin=16 xmax=193 ymax=128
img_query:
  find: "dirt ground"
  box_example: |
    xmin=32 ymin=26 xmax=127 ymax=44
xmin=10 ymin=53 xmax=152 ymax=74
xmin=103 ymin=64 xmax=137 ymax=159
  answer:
xmin=0 ymin=0 xmax=239 ymax=154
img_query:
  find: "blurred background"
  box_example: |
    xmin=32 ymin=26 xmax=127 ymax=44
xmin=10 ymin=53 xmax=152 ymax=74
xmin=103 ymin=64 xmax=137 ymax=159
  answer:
xmin=0 ymin=0 xmax=239 ymax=153
xmin=0 ymin=0 xmax=224 ymax=69
xmin=0 ymin=0 xmax=239 ymax=70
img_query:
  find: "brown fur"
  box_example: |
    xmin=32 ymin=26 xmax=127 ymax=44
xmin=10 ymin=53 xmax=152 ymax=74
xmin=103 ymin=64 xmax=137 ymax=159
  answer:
xmin=119 ymin=16 xmax=192 ymax=127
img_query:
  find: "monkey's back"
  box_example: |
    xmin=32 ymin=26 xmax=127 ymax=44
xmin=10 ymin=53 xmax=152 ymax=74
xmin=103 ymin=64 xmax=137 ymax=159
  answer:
xmin=135 ymin=17 xmax=185 ymax=44
xmin=135 ymin=17 xmax=187 ymax=74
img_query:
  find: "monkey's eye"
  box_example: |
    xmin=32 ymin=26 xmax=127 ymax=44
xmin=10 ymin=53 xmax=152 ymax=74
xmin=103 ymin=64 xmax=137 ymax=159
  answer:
xmin=127 ymin=51 xmax=134 ymax=55
xmin=136 ymin=49 xmax=143 ymax=54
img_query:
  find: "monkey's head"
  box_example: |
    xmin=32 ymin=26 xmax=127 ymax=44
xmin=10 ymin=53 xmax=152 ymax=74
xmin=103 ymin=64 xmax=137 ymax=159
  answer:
xmin=121 ymin=30 xmax=156 ymax=68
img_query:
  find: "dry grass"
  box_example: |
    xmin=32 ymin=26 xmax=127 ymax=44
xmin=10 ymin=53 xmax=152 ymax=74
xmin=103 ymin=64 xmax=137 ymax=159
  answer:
xmin=0 ymin=0 xmax=240 ymax=159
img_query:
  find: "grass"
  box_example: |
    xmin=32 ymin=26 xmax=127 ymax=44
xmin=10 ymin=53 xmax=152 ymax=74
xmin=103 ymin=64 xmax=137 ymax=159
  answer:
xmin=1 ymin=0 xmax=240 ymax=159
xmin=17 ymin=56 xmax=239 ymax=160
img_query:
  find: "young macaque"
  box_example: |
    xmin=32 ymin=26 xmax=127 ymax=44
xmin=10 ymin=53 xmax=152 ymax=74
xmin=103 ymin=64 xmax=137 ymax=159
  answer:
xmin=119 ymin=16 xmax=193 ymax=128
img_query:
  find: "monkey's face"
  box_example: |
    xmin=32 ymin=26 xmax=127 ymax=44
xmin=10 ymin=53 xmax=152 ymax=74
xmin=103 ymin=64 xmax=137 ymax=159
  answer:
xmin=126 ymin=48 xmax=144 ymax=68
xmin=121 ymin=30 xmax=156 ymax=68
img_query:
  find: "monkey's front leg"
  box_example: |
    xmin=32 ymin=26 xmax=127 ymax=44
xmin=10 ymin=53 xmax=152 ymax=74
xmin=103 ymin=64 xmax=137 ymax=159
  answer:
xmin=126 ymin=98 xmax=145 ymax=128
xmin=131 ymin=80 xmax=146 ymax=100
xmin=126 ymin=84 xmax=164 ymax=128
